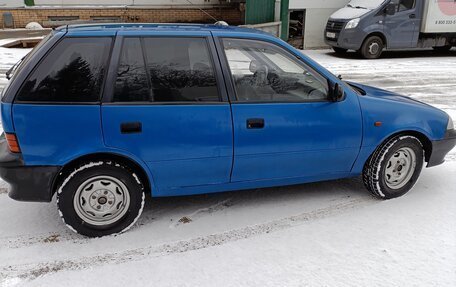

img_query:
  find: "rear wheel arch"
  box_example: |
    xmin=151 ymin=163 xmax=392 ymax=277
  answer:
xmin=52 ymin=153 xmax=152 ymax=199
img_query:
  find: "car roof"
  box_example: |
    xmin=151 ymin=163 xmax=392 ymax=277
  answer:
xmin=56 ymin=23 xmax=269 ymax=36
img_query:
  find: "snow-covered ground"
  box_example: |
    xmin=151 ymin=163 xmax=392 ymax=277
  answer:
xmin=0 ymin=48 xmax=455 ymax=286
xmin=0 ymin=47 xmax=30 ymax=97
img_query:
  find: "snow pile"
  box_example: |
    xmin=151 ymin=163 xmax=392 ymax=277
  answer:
xmin=25 ymin=22 xmax=44 ymax=30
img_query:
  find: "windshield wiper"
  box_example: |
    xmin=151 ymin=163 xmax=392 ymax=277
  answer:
xmin=347 ymin=4 xmax=368 ymax=9
xmin=5 ymin=56 xmax=25 ymax=80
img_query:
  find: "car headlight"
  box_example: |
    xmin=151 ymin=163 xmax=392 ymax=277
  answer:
xmin=345 ymin=18 xmax=360 ymax=29
xmin=448 ymin=116 xmax=454 ymax=130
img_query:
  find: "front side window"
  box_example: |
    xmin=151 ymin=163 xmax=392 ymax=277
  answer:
xmin=393 ymin=0 xmax=415 ymax=12
xmin=16 ymin=37 xmax=111 ymax=102
xmin=113 ymin=37 xmax=220 ymax=103
xmin=222 ymin=38 xmax=328 ymax=102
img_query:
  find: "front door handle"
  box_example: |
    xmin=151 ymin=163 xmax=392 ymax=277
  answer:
xmin=409 ymin=14 xmax=416 ymax=18
xmin=247 ymin=118 xmax=265 ymax=129
xmin=121 ymin=122 xmax=142 ymax=134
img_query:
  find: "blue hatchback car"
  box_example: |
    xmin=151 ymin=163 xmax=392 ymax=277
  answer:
xmin=0 ymin=24 xmax=455 ymax=237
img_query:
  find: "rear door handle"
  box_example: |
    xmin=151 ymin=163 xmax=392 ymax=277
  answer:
xmin=121 ymin=122 xmax=142 ymax=134
xmin=409 ymin=14 xmax=416 ymax=18
xmin=246 ymin=118 xmax=265 ymax=129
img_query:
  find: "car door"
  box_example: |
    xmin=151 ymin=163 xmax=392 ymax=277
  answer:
xmin=218 ymin=37 xmax=362 ymax=182
xmin=101 ymin=32 xmax=233 ymax=194
xmin=384 ymin=0 xmax=420 ymax=48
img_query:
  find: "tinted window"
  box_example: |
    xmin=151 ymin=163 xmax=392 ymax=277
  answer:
xmin=223 ymin=38 xmax=328 ymax=102
xmin=398 ymin=0 xmax=415 ymax=11
xmin=113 ymin=38 xmax=150 ymax=102
xmin=143 ymin=37 xmax=219 ymax=102
xmin=17 ymin=37 xmax=111 ymax=102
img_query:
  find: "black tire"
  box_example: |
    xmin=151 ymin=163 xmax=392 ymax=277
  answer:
xmin=360 ymin=36 xmax=384 ymax=59
xmin=433 ymin=46 xmax=452 ymax=52
xmin=333 ymin=47 xmax=348 ymax=54
xmin=57 ymin=161 xmax=145 ymax=237
xmin=363 ymin=135 xmax=424 ymax=199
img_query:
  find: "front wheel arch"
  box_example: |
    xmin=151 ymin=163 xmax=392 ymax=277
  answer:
xmin=52 ymin=153 xmax=152 ymax=200
xmin=365 ymin=130 xmax=433 ymax=170
xmin=363 ymin=32 xmax=387 ymax=49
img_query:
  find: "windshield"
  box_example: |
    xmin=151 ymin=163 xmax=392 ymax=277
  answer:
xmin=347 ymin=0 xmax=387 ymax=10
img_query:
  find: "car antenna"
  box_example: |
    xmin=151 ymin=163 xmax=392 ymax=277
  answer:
xmin=338 ymin=74 xmax=343 ymax=80
xmin=184 ymin=0 xmax=219 ymax=22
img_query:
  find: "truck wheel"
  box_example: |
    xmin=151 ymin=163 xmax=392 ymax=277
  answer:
xmin=360 ymin=36 xmax=384 ymax=59
xmin=333 ymin=47 xmax=348 ymax=54
xmin=433 ymin=46 xmax=452 ymax=52
xmin=57 ymin=161 xmax=145 ymax=237
xmin=363 ymin=135 xmax=424 ymax=199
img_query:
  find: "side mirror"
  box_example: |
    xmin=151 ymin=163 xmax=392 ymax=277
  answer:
xmin=329 ymin=82 xmax=345 ymax=102
xmin=385 ymin=3 xmax=396 ymax=16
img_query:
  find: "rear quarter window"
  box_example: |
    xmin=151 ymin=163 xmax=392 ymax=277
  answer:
xmin=16 ymin=37 xmax=112 ymax=103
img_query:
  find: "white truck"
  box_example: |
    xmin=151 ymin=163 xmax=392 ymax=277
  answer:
xmin=325 ymin=0 xmax=456 ymax=58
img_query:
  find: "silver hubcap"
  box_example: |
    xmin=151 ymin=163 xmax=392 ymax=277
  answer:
xmin=73 ymin=175 xmax=130 ymax=226
xmin=369 ymin=42 xmax=380 ymax=55
xmin=384 ymin=147 xmax=417 ymax=189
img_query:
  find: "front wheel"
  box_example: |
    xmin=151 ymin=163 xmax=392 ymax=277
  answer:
xmin=363 ymin=136 xmax=424 ymax=199
xmin=359 ymin=36 xmax=384 ymax=59
xmin=57 ymin=161 xmax=145 ymax=237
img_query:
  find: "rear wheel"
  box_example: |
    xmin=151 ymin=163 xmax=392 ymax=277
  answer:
xmin=363 ymin=136 xmax=424 ymax=199
xmin=332 ymin=47 xmax=348 ymax=54
xmin=57 ymin=161 xmax=145 ymax=237
xmin=360 ymin=36 xmax=384 ymax=59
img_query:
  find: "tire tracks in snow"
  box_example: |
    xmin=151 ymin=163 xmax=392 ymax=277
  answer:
xmin=0 ymin=196 xmax=377 ymax=282
xmin=0 ymin=199 xmax=235 ymax=250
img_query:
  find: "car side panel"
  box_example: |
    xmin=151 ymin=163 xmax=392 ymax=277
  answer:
xmin=12 ymin=105 xmax=105 ymax=165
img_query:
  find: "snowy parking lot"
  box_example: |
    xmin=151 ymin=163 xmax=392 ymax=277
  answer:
xmin=0 ymin=47 xmax=455 ymax=286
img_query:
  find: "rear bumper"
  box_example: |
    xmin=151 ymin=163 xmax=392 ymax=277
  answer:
xmin=428 ymin=129 xmax=456 ymax=167
xmin=0 ymin=137 xmax=60 ymax=202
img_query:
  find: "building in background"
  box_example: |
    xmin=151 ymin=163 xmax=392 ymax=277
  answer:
xmin=0 ymin=0 xmax=244 ymax=28
xmin=1 ymin=0 xmax=350 ymax=49
xmin=289 ymin=0 xmax=349 ymax=48
xmin=241 ymin=0 xmax=351 ymax=49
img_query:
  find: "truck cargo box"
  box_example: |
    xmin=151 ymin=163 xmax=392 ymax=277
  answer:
xmin=421 ymin=0 xmax=456 ymax=33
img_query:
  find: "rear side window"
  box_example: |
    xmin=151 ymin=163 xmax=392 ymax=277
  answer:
xmin=113 ymin=37 xmax=219 ymax=103
xmin=16 ymin=37 xmax=112 ymax=103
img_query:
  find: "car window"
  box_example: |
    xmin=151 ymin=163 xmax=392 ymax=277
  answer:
xmin=222 ymin=38 xmax=328 ymax=102
xmin=16 ymin=37 xmax=111 ymax=102
xmin=141 ymin=37 xmax=219 ymax=102
xmin=397 ymin=0 xmax=415 ymax=12
xmin=113 ymin=38 xmax=150 ymax=102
